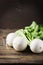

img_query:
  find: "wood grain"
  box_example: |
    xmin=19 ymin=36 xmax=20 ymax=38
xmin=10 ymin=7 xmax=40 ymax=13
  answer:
xmin=0 ymin=29 xmax=43 ymax=64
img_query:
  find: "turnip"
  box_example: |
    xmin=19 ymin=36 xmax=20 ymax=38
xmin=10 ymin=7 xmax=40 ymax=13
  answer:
xmin=30 ymin=38 xmax=43 ymax=53
xmin=6 ymin=33 xmax=17 ymax=46
xmin=13 ymin=36 xmax=28 ymax=51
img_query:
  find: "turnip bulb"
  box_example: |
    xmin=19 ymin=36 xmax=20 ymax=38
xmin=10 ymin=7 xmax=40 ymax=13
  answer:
xmin=6 ymin=33 xmax=17 ymax=46
xmin=13 ymin=36 xmax=27 ymax=51
xmin=30 ymin=38 xmax=43 ymax=53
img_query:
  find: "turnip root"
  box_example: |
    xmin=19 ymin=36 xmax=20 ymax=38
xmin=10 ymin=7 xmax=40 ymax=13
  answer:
xmin=30 ymin=38 xmax=43 ymax=53
xmin=6 ymin=33 xmax=17 ymax=46
xmin=13 ymin=36 xmax=27 ymax=51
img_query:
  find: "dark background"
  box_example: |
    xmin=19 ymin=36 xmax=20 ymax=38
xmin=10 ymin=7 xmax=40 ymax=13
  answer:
xmin=0 ymin=0 xmax=43 ymax=29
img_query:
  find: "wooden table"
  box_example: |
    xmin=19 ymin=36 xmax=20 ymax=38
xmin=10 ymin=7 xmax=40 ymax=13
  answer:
xmin=0 ymin=29 xmax=43 ymax=64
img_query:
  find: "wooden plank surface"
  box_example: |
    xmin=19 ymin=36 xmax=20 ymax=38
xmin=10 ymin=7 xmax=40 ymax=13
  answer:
xmin=0 ymin=29 xmax=43 ymax=64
